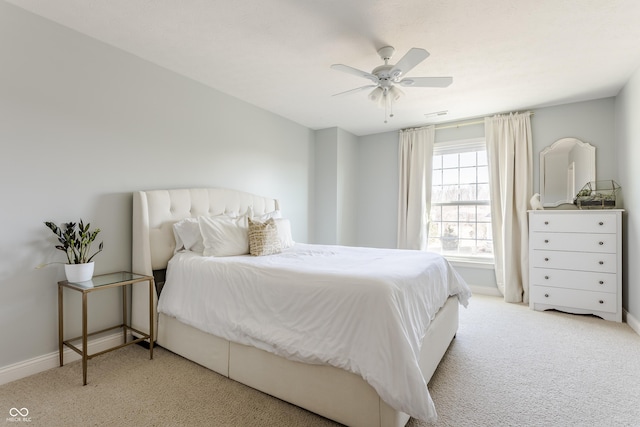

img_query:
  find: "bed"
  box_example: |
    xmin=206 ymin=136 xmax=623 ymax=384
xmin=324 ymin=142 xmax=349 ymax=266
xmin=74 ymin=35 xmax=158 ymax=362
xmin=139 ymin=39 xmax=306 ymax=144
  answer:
xmin=131 ymin=187 xmax=471 ymax=427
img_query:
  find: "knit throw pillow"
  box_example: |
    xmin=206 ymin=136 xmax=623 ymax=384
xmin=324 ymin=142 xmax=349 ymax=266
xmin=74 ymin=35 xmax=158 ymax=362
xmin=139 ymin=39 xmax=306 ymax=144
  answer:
xmin=248 ymin=217 xmax=282 ymax=256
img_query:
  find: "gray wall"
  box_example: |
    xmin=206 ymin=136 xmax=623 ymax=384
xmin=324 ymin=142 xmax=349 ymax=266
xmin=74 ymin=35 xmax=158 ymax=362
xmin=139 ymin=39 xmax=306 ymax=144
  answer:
xmin=0 ymin=2 xmax=313 ymax=368
xmin=355 ymin=98 xmax=617 ymax=291
xmin=313 ymin=127 xmax=359 ymax=246
xmin=314 ymin=128 xmax=338 ymax=244
xmin=615 ymin=65 xmax=640 ymax=325
xmin=336 ymin=128 xmax=359 ymax=246
xmin=356 ymin=131 xmax=399 ymax=248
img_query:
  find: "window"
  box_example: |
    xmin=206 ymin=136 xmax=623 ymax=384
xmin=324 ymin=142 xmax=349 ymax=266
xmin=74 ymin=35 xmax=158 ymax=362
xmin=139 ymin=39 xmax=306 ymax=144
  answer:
xmin=428 ymin=138 xmax=493 ymax=261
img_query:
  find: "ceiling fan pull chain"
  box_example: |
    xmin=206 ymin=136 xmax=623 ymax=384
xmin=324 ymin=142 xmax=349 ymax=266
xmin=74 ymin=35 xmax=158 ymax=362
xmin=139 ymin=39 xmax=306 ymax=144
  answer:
xmin=384 ymin=93 xmax=388 ymax=123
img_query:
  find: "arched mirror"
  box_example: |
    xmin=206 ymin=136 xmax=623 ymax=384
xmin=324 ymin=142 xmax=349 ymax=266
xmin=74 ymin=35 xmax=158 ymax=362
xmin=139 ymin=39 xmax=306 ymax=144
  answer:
xmin=540 ymin=138 xmax=595 ymax=207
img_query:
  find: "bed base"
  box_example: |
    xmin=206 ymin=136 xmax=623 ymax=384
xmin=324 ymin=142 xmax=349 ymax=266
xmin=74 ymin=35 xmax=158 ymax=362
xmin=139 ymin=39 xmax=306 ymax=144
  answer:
xmin=156 ymin=296 xmax=458 ymax=427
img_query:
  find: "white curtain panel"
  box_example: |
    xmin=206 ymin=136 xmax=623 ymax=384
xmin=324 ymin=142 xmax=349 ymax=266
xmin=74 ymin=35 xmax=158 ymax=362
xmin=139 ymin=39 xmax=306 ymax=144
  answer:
xmin=485 ymin=112 xmax=533 ymax=303
xmin=397 ymin=126 xmax=435 ymax=250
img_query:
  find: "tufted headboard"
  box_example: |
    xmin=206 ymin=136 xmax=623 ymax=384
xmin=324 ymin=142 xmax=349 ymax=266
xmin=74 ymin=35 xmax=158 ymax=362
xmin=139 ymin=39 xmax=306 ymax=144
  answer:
xmin=131 ymin=187 xmax=280 ymax=337
xmin=132 ymin=187 xmax=280 ymax=275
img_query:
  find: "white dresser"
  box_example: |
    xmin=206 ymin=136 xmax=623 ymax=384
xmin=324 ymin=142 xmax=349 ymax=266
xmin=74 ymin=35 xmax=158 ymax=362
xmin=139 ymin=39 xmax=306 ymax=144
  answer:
xmin=528 ymin=209 xmax=623 ymax=322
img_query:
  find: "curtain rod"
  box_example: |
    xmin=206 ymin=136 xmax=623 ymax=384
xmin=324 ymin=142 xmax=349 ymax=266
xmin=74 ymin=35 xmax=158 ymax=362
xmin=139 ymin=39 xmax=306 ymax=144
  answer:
xmin=401 ymin=112 xmax=535 ymax=132
xmin=435 ymin=119 xmax=484 ymax=130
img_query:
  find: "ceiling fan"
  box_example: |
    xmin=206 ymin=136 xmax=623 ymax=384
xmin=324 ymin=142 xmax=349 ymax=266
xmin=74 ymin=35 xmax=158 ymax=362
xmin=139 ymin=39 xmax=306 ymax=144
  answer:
xmin=331 ymin=46 xmax=452 ymax=122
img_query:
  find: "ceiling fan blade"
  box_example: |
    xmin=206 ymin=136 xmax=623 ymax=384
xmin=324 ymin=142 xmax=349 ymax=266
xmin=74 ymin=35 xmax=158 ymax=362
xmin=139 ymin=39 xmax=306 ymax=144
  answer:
xmin=390 ymin=48 xmax=430 ymax=78
xmin=330 ymin=64 xmax=378 ymax=83
xmin=332 ymin=85 xmax=378 ymax=97
xmin=398 ymin=76 xmax=453 ymax=88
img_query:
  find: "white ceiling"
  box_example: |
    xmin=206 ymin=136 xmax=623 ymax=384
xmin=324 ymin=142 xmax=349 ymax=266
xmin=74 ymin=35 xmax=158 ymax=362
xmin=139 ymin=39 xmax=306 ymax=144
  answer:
xmin=7 ymin=0 xmax=640 ymax=136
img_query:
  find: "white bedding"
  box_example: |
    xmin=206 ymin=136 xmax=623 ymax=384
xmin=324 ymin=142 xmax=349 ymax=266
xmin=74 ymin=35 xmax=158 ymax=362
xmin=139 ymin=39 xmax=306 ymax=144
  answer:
xmin=157 ymin=243 xmax=471 ymax=422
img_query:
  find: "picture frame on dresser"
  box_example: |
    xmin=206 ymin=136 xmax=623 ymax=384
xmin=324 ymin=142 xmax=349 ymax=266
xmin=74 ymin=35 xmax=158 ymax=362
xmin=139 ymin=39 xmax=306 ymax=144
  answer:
xmin=528 ymin=209 xmax=623 ymax=322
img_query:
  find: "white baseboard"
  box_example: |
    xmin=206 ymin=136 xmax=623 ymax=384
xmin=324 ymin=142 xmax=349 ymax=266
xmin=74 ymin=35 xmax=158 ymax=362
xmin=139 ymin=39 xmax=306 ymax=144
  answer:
xmin=0 ymin=332 xmax=125 ymax=386
xmin=624 ymin=309 xmax=640 ymax=336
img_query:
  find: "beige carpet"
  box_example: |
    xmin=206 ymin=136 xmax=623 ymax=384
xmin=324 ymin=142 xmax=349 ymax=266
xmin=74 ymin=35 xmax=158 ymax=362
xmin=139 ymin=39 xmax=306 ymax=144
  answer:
xmin=1 ymin=294 xmax=639 ymax=426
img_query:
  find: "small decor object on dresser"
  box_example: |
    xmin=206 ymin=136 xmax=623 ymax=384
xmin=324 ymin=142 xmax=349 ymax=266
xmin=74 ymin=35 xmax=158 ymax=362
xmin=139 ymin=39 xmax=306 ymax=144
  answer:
xmin=573 ymin=180 xmax=621 ymax=209
xmin=529 ymin=193 xmax=544 ymax=210
xmin=528 ymin=210 xmax=623 ymax=322
xmin=44 ymin=220 xmax=104 ymax=283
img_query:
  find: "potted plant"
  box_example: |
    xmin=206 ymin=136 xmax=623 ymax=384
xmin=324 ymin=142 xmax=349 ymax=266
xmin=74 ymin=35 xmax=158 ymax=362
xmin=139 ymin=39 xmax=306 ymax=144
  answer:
xmin=44 ymin=220 xmax=104 ymax=282
xmin=440 ymin=224 xmax=459 ymax=251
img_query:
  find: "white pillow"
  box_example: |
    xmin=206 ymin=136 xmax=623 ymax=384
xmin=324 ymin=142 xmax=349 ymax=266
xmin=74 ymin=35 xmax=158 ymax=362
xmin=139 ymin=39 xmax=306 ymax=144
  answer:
xmin=274 ymin=218 xmax=295 ymax=249
xmin=251 ymin=208 xmax=282 ymax=222
xmin=199 ymin=215 xmax=249 ymax=257
xmin=172 ymin=218 xmax=205 ymax=254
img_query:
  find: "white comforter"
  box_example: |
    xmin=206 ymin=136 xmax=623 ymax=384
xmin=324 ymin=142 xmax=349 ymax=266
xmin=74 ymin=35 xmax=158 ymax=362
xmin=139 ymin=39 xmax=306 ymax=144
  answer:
xmin=157 ymin=243 xmax=471 ymax=422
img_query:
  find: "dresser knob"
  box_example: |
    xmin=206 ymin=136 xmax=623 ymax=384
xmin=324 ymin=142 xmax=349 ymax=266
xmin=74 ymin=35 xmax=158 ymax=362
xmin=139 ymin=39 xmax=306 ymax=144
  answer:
xmin=599 ymin=241 xmax=604 ymax=245
xmin=544 ymin=293 xmax=549 ymax=298
xmin=544 ymin=239 xmax=549 ymax=243
xmin=545 ymin=276 xmax=549 ymax=280
xmin=599 ymin=280 xmax=604 ymax=285
xmin=544 ymin=257 xmax=549 ymax=261
xmin=599 ymin=221 xmax=604 ymax=226
xmin=599 ymin=261 xmax=604 ymax=265
xmin=599 ymin=300 xmax=604 ymax=304
xmin=544 ymin=221 xmax=549 ymax=225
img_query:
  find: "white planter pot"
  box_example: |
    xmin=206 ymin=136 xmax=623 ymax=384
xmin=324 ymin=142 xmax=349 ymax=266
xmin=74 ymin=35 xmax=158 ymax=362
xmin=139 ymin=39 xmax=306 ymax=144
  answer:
xmin=64 ymin=262 xmax=95 ymax=283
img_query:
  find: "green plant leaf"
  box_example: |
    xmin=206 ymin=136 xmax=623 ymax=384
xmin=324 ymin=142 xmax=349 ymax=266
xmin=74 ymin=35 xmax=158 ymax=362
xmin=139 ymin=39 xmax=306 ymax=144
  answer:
xmin=44 ymin=219 xmax=103 ymax=264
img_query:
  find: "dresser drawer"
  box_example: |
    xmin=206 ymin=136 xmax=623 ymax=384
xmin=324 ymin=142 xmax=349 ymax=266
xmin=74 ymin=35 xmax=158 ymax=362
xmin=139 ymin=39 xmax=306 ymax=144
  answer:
xmin=531 ymin=250 xmax=617 ymax=273
xmin=529 ymin=213 xmax=616 ymax=233
xmin=530 ymin=268 xmax=617 ymax=293
xmin=530 ymin=286 xmax=617 ymax=314
xmin=530 ymin=232 xmax=616 ymax=253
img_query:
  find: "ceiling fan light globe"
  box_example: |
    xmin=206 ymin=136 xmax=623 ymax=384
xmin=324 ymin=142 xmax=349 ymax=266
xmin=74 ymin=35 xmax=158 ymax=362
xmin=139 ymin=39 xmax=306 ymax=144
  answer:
xmin=368 ymin=87 xmax=384 ymax=103
xmin=389 ymin=86 xmax=405 ymax=101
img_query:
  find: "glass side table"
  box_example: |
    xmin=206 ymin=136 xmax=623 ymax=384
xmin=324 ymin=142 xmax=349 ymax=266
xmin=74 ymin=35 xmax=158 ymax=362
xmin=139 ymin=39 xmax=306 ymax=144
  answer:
xmin=58 ymin=271 xmax=154 ymax=385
